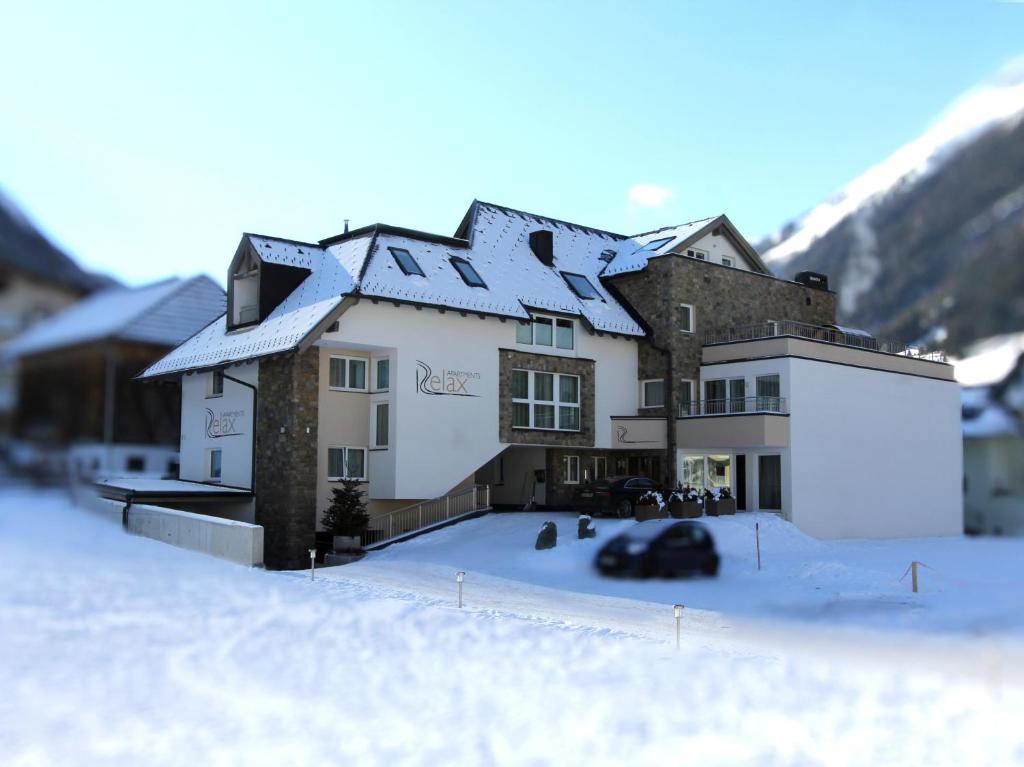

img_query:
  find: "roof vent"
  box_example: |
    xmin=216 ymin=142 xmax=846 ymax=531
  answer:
xmin=795 ymin=271 xmax=829 ymax=291
xmin=529 ymin=230 xmax=554 ymax=267
xmin=599 ymin=249 xmax=617 ymax=263
xmin=344 ymin=219 xmax=350 ymax=234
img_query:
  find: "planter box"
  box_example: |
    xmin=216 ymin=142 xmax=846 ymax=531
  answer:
xmin=681 ymin=501 xmax=702 ymax=519
xmin=635 ymin=504 xmax=668 ymax=522
xmin=333 ymin=535 xmax=362 ymax=552
xmin=668 ymin=499 xmax=685 ymax=519
xmin=704 ymin=500 xmax=719 ymax=517
xmin=716 ymin=498 xmax=736 ymax=516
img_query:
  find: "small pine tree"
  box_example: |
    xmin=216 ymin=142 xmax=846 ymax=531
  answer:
xmin=321 ymin=479 xmax=370 ymax=537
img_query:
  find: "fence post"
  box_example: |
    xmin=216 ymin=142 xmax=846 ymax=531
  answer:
xmin=486 ymin=484 xmax=490 ymax=508
xmin=912 ymin=561 xmax=919 ymax=593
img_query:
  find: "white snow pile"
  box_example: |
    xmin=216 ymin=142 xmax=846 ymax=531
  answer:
xmin=4 ymin=490 xmax=1024 ymax=765
xmin=953 ymin=330 xmax=1024 ymax=386
xmin=761 ymin=58 xmax=1024 ymax=266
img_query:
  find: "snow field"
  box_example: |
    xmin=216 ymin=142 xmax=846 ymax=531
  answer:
xmin=2 ymin=490 xmax=1024 ymax=766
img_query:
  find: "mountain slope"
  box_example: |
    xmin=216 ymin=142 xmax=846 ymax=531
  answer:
xmin=758 ymin=63 xmax=1024 ymax=355
xmin=0 ymin=188 xmax=114 ymax=294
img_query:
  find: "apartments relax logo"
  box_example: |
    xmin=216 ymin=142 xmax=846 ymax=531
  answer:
xmin=416 ymin=360 xmax=480 ymax=397
xmin=205 ymin=408 xmax=245 ymax=438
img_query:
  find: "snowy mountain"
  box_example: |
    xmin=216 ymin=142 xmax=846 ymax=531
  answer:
xmin=758 ymin=60 xmax=1024 ymax=355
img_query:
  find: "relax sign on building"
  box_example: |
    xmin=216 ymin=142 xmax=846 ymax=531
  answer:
xmin=205 ymin=408 xmax=246 ymax=438
xmin=415 ymin=360 xmax=481 ymax=397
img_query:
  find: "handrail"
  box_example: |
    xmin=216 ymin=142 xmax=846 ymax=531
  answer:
xmin=679 ymin=396 xmax=788 ymax=417
xmin=362 ymin=484 xmax=491 ymax=546
xmin=703 ymin=320 xmax=946 ymax=362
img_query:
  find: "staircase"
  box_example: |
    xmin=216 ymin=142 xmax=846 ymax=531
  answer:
xmin=362 ymin=484 xmax=491 ymax=550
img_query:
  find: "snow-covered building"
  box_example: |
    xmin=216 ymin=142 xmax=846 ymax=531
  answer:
xmin=4 ymin=276 xmax=226 ymax=479
xmin=126 ymin=201 xmax=961 ymax=569
xmin=961 ymin=352 xmax=1024 ymax=535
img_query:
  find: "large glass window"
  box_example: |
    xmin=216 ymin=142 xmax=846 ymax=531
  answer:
xmin=759 ymin=455 xmax=782 ymax=509
xmin=534 ymin=317 xmax=553 ymax=346
xmin=328 ymin=446 xmax=367 ymax=481
xmin=756 ymin=374 xmax=781 ymax=412
xmin=375 ymin=358 xmax=390 ymax=391
xmin=515 ymin=314 xmax=575 ymax=351
xmin=683 ymin=454 xmax=731 ymax=491
xmin=511 ymin=370 xmax=580 ymax=431
xmin=330 ymin=356 xmax=367 ymax=391
xmin=704 ymin=379 xmax=726 ymax=414
xmin=374 ymin=403 xmax=389 ymax=448
xmin=555 ymin=319 xmax=574 ymax=350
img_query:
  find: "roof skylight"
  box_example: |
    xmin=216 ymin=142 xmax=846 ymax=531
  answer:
xmin=389 ymin=247 xmax=425 ymax=277
xmin=561 ymin=271 xmax=601 ymax=300
xmin=638 ymin=237 xmax=674 ymax=253
xmin=450 ymin=257 xmax=487 ymax=288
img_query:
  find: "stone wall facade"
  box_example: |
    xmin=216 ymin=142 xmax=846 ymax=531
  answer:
xmin=498 ymin=348 xmax=595 ymax=448
xmin=255 ymin=348 xmax=320 ymax=570
xmin=543 ymin=447 xmax=663 ymax=507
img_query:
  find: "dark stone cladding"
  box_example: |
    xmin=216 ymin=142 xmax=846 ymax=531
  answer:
xmin=607 ymin=254 xmax=837 ymax=484
xmin=498 ymin=348 xmax=595 ymax=448
xmin=255 ymin=348 xmax=320 ymax=570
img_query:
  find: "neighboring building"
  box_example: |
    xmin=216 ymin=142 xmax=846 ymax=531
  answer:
xmin=4 ymin=276 xmax=226 ymax=479
xmin=123 ymin=201 xmax=961 ymax=569
xmin=0 ymin=191 xmax=114 ymax=443
xmin=961 ymin=353 xmax=1024 ymax=535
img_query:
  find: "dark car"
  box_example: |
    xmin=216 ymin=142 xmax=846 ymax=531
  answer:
xmin=595 ymin=521 xmax=720 ymax=578
xmin=572 ymin=475 xmax=660 ymax=518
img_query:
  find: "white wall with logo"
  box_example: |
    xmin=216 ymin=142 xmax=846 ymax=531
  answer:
xmin=318 ymin=301 xmax=639 ymax=501
xmin=179 ymin=362 xmax=257 ymax=489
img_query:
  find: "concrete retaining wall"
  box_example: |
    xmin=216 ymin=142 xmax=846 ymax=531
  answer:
xmin=93 ymin=497 xmax=264 ymax=567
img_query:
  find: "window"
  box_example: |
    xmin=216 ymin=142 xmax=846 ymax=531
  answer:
xmin=329 ymin=356 xmax=367 ymax=391
xmin=704 ymin=379 xmax=726 ymax=414
xmin=704 ymin=378 xmax=745 ymax=414
xmin=207 ymin=449 xmax=222 ymax=482
xmin=679 ymin=379 xmax=695 ymax=416
xmin=375 ymin=358 xmax=390 ymax=391
xmin=511 ymin=370 xmax=581 ymax=431
xmin=328 ymin=447 xmax=367 ymax=481
xmin=593 ymin=456 xmax=607 ymax=481
xmin=374 ymin=403 xmax=389 ymax=448
xmin=126 ymin=455 xmax=145 ymax=472
xmin=679 ymin=303 xmax=695 ymax=334
xmin=756 ymin=374 xmax=781 ymax=412
xmin=389 ymin=247 xmax=424 ymax=277
xmin=208 ymin=371 xmax=224 ymax=398
xmin=641 ymin=379 xmax=665 ymax=409
xmin=563 ymin=455 xmax=580 ymax=484
xmin=450 ymin=257 xmax=487 ymax=288
xmin=516 ymin=314 xmax=575 ymax=351
xmin=638 ymin=237 xmax=674 ymax=253
xmin=759 ymin=455 xmax=782 ymax=509
xmin=561 ymin=272 xmax=601 ymax=300
xmin=729 ymin=378 xmax=746 ymax=413
xmin=686 ymin=248 xmax=707 ymax=260
xmin=721 ymin=257 xmax=734 ymax=268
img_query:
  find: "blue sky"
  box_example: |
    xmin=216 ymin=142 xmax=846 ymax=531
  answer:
xmin=2 ymin=1 xmax=1022 ymax=286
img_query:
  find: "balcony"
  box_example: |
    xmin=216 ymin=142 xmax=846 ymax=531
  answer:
xmin=679 ymin=396 xmax=787 ymax=418
xmin=676 ymin=397 xmax=789 ymax=450
xmin=703 ymin=320 xmax=946 ymax=361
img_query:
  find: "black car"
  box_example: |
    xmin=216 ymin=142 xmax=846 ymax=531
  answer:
xmin=572 ymin=475 xmax=660 ymax=518
xmin=595 ymin=521 xmax=720 ymax=578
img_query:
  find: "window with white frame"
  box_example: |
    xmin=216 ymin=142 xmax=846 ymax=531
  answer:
xmin=640 ymin=379 xmax=665 ymax=409
xmin=374 ymin=358 xmax=390 ymax=391
xmin=373 ymin=402 xmax=389 ymax=448
xmin=206 ymin=448 xmax=222 ymax=481
xmin=679 ymin=379 xmax=696 ymax=416
xmin=516 ymin=314 xmax=575 ymax=350
xmin=686 ymin=248 xmax=707 ymax=260
xmin=721 ymin=256 xmax=734 ymax=268
xmin=327 ymin=446 xmax=367 ymax=481
xmin=329 ymin=355 xmax=367 ymax=391
xmin=511 ymin=370 xmax=581 ymax=431
xmin=563 ymin=455 xmax=580 ymax=484
xmin=679 ymin=303 xmax=695 ymax=334
xmin=208 ymin=371 xmax=224 ymax=398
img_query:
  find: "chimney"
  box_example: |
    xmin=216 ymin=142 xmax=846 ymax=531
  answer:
xmin=344 ymin=219 xmax=350 ymax=234
xmin=529 ymin=230 xmax=554 ymax=267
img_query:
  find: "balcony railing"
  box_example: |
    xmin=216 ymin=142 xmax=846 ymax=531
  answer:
xmin=703 ymin=320 xmax=946 ymax=362
xmin=679 ymin=396 xmax=788 ymax=418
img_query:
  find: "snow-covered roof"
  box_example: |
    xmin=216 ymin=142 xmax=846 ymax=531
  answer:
xmin=600 ymin=218 xmax=715 ymax=277
xmin=3 ymin=276 xmax=226 ymax=360
xmin=961 ymin=386 xmax=1020 ymax=439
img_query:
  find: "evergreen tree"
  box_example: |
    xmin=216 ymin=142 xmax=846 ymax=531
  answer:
xmin=321 ymin=479 xmax=370 ymax=536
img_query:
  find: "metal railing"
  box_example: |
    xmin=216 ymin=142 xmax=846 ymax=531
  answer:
xmin=679 ymin=396 xmax=788 ymax=417
xmin=703 ymin=320 xmax=946 ymax=362
xmin=362 ymin=484 xmax=491 ymax=546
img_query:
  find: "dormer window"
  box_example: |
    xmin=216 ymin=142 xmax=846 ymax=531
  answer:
xmin=231 ymin=250 xmax=260 ymax=327
xmin=450 ymin=257 xmax=487 ymax=288
xmin=390 ymin=247 xmax=424 ymax=276
xmin=561 ymin=272 xmax=600 ymax=300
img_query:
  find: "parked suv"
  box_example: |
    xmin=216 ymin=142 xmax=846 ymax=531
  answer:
xmin=572 ymin=476 xmax=660 ymax=518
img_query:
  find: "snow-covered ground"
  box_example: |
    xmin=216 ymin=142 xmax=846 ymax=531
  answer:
xmin=3 ymin=489 xmax=1024 ymax=766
